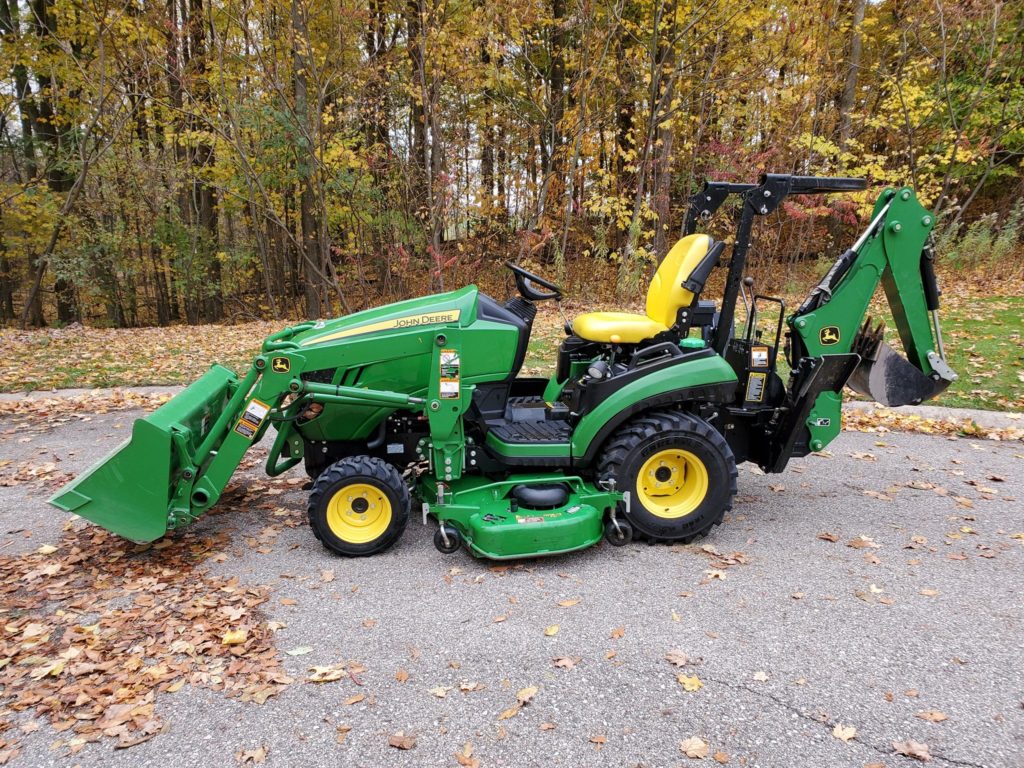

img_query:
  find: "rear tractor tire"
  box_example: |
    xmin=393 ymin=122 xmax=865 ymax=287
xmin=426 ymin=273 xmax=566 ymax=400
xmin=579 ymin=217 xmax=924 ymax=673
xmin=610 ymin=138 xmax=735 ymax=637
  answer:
xmin=307 ymin=456 xmax=410 ymax=556
xmin=598 ymin=411 xmax=737 ymax=543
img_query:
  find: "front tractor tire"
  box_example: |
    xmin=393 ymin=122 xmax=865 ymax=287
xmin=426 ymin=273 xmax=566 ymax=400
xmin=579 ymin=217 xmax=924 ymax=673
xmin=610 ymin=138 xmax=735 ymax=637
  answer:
xmin=598 ymin=411 xmax=737 ymax=543
xmin=307 ymin=456 xmax=410 ymax=557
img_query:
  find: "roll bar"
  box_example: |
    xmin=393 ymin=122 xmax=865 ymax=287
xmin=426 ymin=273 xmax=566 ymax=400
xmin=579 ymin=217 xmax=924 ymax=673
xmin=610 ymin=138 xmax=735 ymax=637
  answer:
xmin=681 ymin=173 xmax=868 ymax=355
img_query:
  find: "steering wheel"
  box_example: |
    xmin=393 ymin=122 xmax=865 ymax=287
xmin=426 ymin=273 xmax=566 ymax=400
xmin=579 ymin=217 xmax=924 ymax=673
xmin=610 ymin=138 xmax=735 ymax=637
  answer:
xmin=504 ymin=262 xmax=563 ymax=302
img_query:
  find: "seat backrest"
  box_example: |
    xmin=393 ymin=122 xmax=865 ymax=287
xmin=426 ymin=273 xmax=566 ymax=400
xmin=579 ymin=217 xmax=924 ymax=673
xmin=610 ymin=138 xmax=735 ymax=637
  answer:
xmin=645 ymin=234 xmax=712 ymax=328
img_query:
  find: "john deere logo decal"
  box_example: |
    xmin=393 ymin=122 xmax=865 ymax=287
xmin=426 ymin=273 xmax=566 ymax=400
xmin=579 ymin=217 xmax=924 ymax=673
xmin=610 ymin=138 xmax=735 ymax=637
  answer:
xmin=819 ymin=326 xmax=841 ymax=345
xmin=271 ymin=356 xmax=291 ymax=373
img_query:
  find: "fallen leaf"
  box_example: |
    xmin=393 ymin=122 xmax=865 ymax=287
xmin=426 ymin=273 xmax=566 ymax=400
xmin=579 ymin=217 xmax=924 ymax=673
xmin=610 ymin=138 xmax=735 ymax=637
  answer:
xmin=517 ymin=686 xmax=538 ymax=705
xmin=847 ymin=535 xmax=881 ymax=549
xmin=539 ymin=722 xmax=556 ymax=731
xmin=862 ymin=489 xmax=892 ymax=501
xmin=320 ymin=569 xmax=335 ymax=583
xmin=553 ymin=656 xmax=579 ymax=670
xmin=916 ymin=710 xmax=948 ymax=723
xmin=497 ymin=706 xmax=520 ymax=720
xmin=817 ymin=532 xmax=839 ymax=542
xmin=590 ymin=734 xmax=607 ymax=745
xmin=893 ymin=739 xmax=931 ymax=761
xmin=307 ymin=664 xmax=347 ymax=683
xmin=557 ymin=598 xmax=580 ymax=607
xmin=335 ymin=725 xmax=352 ymax=744
xmin=237 ymin=746 xmax=268 ymax=764
xmin=544 ymin=625 xmax=559 ymax=637
xmin=752 ymin=671 xmax=769 ymax=682
xmin=29 ymin=659 xmax=64 ymax=679
xmin=680 ymin=736 xmax=709 ymax=759
xmin=455 ymin=742 xmax=479 ymax=768
xmin=919 ymin=588 xmax=940 ymax=597
xmin=37 ymin=544 xmax=58 ymax=555
xmin=713 ymin=751 xmax=730 ymax=764
xmin=429 ymin=685 xmax=451 ymax=698
xmin=665 ymin=649 xmax=690 ymax=667
xmin=286 ymin=646 xmax=313 ymax=656
xmin=395 ymin=669 xmax=410 ymax=683
xmin=610 ymin=626 xmax=625 ymax=639
xmin=677 ymin=674 xmax=703 ymax=692
xmin=388 ymin=732 xmax=416 ymax=750
xmin=832 ymin=724 xmax=856 ymax=742
xmin=344 ymin=692 xmax=365 ymax=706
xmin=222 ymin=629 xmax=248 ymax=645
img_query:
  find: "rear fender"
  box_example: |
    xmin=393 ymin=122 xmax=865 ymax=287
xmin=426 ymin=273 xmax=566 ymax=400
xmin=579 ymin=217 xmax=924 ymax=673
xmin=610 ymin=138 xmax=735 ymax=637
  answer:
xmin=570 ymin=354 xmax=737 ymax=464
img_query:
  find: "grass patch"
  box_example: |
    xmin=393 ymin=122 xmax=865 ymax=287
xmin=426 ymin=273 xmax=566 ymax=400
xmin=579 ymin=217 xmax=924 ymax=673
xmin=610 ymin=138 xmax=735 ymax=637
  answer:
xmin=1 ymin=294 xmax=1019 ymax=413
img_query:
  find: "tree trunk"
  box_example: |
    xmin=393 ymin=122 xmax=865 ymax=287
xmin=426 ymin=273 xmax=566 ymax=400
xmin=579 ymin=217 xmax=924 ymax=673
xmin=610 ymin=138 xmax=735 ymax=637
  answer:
xmin=406 ymin=0 xmax=427 ymax=213
xmin=837 ymin=0 xmax=867 ymax=150
xmin=292 ymin=0 xmax=321 ymax=318
xmin=188 ymin=0 xmax=221 ymax=322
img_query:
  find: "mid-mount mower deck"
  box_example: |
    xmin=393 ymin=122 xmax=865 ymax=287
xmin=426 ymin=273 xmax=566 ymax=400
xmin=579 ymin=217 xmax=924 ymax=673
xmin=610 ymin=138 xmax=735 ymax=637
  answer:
xmin=52 ymin=174 xmax=957 ymax=560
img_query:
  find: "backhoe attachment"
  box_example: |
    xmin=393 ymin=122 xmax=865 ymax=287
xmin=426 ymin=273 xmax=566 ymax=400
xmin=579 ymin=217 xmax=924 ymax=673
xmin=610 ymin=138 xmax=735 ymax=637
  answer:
xmin=790 ymin=186 xmax=957 ymax=409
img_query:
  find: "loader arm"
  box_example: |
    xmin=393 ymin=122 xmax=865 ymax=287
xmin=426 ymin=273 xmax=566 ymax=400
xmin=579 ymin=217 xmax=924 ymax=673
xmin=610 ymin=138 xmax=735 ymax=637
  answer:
xmin=50 ymin=327 xmax=427 ymax=542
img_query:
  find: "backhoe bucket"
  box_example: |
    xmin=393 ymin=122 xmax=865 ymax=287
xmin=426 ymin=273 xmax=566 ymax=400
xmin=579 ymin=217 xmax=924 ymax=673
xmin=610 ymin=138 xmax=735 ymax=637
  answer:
xmin=50 ymin=365 xmax=240 ymax=542
xmin=847 ymin=342 xmax=950 ymax=407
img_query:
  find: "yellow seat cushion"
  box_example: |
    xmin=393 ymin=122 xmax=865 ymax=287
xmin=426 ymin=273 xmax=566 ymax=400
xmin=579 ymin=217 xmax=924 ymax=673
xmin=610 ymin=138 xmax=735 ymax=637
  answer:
xmin=572 ymin=234 xmax=713 ymax=344
xmin=572 ymin=312 xmax=668 ymax=344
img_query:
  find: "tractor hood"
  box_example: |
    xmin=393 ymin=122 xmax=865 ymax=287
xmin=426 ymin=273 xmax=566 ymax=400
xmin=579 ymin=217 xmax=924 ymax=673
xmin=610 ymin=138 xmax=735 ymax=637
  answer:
xmin=291 ymin=286 xmax=479 ymax=348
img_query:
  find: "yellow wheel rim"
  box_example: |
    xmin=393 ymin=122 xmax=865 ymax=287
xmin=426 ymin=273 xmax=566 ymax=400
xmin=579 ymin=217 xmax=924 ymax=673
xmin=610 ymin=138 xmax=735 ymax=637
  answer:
xmin=326 ymin=483 xmax=392 ymax=544
xmin=636 ymin=448 xmax=709 ymax=519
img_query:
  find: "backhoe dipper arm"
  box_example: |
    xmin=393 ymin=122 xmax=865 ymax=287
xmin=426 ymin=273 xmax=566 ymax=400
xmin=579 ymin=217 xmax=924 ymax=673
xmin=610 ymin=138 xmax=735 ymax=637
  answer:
xmin=765 ymin=187 xmax=960 ymax=469
xmin=788 ymin=187 xmax=957 ymax=403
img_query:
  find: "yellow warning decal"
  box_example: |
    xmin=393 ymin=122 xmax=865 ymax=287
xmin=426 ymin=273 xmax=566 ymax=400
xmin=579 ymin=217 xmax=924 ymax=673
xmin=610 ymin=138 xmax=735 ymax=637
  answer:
xmin=234 ymin=398 xmax=271 ymax=440
xmin=301 ymin=310 xmax=461 ymax=346
xmin=745 ymin=372 xmax=767 ymax=403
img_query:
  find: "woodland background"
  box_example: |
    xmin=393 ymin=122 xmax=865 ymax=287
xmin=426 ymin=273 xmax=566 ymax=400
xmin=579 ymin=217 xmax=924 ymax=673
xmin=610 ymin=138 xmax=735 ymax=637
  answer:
xmin=0 ymin=0 xmax=1021 ymax=328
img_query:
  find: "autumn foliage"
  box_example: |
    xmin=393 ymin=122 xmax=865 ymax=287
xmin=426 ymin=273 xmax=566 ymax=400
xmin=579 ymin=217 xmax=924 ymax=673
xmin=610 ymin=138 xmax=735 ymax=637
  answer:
xmin=0 ymin=0 xmax=1021 ymax=327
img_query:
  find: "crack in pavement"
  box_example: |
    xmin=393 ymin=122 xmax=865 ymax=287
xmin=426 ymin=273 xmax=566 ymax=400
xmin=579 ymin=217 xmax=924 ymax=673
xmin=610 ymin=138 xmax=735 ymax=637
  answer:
xmin=705 ymin=675 xmax=989 ymax=768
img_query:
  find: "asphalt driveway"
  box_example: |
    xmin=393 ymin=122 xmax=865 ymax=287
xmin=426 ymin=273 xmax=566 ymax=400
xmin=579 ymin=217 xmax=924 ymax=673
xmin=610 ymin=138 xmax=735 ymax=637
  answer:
xmin=0 ymin=407 xmax=1021 ymax=767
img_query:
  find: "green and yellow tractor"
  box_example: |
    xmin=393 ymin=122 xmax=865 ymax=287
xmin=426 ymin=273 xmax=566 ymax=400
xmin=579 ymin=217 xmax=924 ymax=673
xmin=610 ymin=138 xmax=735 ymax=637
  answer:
xmin=52 ymin=174 xmax=957 ymax=560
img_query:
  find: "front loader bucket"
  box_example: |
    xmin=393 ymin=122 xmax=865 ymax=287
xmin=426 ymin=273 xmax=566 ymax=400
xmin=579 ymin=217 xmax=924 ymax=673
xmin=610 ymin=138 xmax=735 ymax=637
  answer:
xmin=847 ymin=341 xmax=950 ymax=407
xmin=50 ymin=365 xmax=240 ymax=542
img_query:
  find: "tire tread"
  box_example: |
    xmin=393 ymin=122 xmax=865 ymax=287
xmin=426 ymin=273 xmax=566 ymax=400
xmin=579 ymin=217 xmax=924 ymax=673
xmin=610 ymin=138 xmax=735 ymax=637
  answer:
xmin=597 ymin=410 xmax=737 ymax=543
xmin=307 ymin=455 xmax=410 ymax=556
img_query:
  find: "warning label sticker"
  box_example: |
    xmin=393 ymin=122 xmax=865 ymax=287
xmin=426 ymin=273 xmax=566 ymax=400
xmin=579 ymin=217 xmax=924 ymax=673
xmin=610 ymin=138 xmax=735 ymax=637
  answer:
xmin=439 ymin=349 xmax=460 ymax=399
xmin=750 ymin=346 xmax=770 ymax=368
xmin=745 ymin=372 xmax=767 ymax=403
xmin=234 ymin=399 xmax=270 ymax=439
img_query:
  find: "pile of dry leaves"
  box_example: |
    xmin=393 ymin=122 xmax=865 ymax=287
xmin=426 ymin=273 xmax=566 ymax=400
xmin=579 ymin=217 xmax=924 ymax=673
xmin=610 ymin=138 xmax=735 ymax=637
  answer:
xmin=843 ymin=407 xmax=1023 ymax=442
xmin=0 ymin=512 xmax=291 ymax=763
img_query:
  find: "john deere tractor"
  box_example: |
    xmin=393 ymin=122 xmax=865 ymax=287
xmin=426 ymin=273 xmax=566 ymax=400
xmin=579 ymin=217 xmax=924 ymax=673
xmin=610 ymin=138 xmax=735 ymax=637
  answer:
xmin=52 ymin=174 xmax=957 ymax=560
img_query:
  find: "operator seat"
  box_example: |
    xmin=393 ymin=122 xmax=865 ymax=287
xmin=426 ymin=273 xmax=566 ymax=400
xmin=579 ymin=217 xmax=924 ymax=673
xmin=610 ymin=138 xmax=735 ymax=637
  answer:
xmin=572 ymin=234 xmax=720 ymax=344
